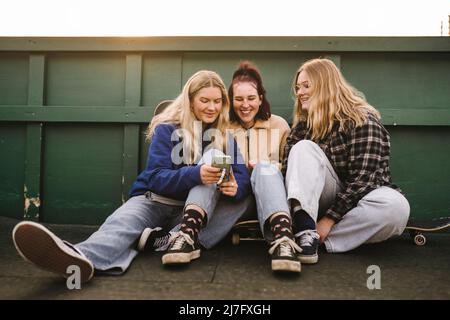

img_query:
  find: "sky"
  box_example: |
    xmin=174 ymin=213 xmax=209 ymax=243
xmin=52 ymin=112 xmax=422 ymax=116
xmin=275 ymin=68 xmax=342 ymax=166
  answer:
xmin=0 ymin=0 xmax=449 ymax=36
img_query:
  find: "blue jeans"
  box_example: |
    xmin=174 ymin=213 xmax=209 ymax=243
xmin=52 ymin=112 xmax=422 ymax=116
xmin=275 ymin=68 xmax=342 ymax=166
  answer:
xmin=192 ymin=187 xmax=255 ymax=249
xmin=75 ymin=195 xmax=182 ymax=274
xmin=75 ymin=148 xmax=252 ymax=273
xmin=178 ymin=149 xmax=255 ymax=249
xmin=251 ymin=162 xmax=290 ymax=242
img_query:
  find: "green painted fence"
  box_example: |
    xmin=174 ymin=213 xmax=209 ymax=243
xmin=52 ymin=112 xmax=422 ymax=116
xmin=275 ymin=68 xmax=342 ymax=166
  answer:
xmin=0 ymin=37 xmax=449 ymax=225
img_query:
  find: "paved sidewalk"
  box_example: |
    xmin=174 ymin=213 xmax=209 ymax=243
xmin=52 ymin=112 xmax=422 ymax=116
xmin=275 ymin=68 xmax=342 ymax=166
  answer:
xmin=0 ymin=216 xmax=449 ymax=300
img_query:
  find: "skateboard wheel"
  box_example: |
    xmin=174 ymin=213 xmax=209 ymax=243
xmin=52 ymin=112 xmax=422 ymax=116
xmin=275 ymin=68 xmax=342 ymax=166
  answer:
xmin=231 ymin=233 xmax=240 ymax=245
xmin=413 ymin=234 xmax=426 ymax=246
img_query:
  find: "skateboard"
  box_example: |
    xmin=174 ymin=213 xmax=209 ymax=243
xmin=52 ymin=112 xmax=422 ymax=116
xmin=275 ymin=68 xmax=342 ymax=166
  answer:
xmin=230 ymin=220 xmax=264 ymax=245
xmin=405 ymin=217 xmax=450 ymax=246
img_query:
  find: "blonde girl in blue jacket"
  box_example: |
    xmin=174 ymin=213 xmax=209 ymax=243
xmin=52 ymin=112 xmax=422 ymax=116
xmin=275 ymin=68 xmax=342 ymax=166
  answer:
xmin=12 ymin=70 xmax=250 ymax=283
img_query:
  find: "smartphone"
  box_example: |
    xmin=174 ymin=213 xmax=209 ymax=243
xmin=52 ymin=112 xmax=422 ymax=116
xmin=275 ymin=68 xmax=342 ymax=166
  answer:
xmin=212 ymin=155 xmax=232 ymax=184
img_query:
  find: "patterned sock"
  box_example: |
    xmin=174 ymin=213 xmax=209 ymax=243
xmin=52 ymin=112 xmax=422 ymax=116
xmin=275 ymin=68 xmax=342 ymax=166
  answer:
xmin=270 ymin=213 xmax=294 ymax=240
xmin=292 ymin=209 xmax=316 ymax=234
xmin=180 ymin=209 xmax=206 ymax=243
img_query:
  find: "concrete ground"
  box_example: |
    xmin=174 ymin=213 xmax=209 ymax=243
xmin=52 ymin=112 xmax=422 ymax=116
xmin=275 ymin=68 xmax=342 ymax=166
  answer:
xmin=0 ymin=216 xmax=449 ymax=300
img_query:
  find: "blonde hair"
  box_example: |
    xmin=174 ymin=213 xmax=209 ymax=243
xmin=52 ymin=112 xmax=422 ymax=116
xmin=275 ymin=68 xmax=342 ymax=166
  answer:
xmin=146 ymin=70 xmax=230 ymax=164
xmin=292 ymin=58 xmax=380 ymax=140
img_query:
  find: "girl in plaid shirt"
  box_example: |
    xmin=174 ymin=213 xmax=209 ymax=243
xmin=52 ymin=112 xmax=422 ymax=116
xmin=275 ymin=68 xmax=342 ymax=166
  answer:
xmin=282 ymin=58 xmax=410 ymax=263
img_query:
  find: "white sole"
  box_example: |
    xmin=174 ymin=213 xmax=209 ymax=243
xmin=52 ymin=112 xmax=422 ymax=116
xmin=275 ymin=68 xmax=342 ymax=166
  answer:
xmin=12 ymin=221 xmax=94 ymax=283
xmin=137 ymin=228 xmax=152 ymax=252
xmin=162 ymin=249 xmax=201 ymax=265
xmin=272 ymin=259 xmax=301 ymax=273
xmin=298 ymin=254 xmax=318 ymax=264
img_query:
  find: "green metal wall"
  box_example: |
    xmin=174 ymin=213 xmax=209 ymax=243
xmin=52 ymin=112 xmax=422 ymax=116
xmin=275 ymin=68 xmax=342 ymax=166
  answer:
xmin=0 ymin=37 xmax=449 ymax=225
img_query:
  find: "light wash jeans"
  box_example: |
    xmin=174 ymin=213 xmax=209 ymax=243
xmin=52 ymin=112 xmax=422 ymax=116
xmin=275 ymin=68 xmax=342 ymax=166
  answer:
xmin=75 ymin=148 xmax=251 ymax=273
xmin=285 ymin=140 xmax=410 ymax=253
xmin=193 ymin=189 xmax=255 ymax=249
xmin=250 ymin=162 xmax=290 ymax=242
xmin=75 ymin=194 xmax=182 ymax=274
xmin=178 ymin=149 xmax=255 ymax=249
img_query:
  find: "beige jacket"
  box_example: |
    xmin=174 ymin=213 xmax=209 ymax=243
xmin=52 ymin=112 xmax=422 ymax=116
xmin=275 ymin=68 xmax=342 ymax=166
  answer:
xmin=228 ymin=114 xmax=290 ymax=168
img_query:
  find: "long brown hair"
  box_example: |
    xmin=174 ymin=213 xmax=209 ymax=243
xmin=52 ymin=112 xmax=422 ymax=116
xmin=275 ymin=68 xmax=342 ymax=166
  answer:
xmin=229 ymin=61 xmax=271 ymax=122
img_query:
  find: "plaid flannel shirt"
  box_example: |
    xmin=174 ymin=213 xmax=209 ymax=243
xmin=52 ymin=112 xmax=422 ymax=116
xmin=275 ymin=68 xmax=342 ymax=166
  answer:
xmin=282 ymin=113 xmax=400 ymax=222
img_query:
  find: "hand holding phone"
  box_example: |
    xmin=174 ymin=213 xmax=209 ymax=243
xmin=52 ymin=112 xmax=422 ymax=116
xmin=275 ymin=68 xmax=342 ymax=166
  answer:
xmin=217 ymin=168 xmax=238 ymax=197
xmin=212 ymin=155 xmax=232 ymax=185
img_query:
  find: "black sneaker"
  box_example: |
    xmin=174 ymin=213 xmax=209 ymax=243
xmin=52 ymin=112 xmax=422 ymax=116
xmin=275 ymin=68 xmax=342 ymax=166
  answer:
xmin=295 ymin=230 xmax=320 ymax=264
xmin=269 ymin=236 xmax=301 ymax=273
xmin=161 ymin=231 xmax=200 ymax=265
xmin=12 ymin=221 xmax=94 ymax=283
xmin=137 ymin=227 xmax=172 ymax=252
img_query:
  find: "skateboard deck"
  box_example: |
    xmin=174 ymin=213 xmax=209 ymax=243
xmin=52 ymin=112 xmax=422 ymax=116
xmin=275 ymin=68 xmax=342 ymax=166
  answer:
xmin=232 ymin=217 xmax=450 ymax=246
xmin=231 ymin=220 xmax=264 ymax=245
xmin=405 ymin=217 xmax=450 ymax=246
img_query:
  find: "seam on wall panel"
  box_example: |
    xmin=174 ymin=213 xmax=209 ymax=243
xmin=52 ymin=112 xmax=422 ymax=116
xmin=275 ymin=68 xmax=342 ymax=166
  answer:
xmin=1 ymin=106 xmax=449 ymax=126
xmin=23 ymin=54 xmax=45 ymax=221
xmin=122 ymin=54 xmax=142 ymax=202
